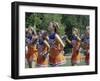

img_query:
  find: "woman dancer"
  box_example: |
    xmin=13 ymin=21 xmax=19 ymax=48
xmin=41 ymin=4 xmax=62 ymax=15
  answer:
xmin=37 ymin=30 xmax=50 ymax=67
xmin=71 ymin=28 xmax=81 ymax=65
xmin=81 ymin=26 xmax=90 ymax=65
xmin=48 ymin=22 xmax=66 ymax=66
xmin=25 ymin=26 xmax=38 ymax=68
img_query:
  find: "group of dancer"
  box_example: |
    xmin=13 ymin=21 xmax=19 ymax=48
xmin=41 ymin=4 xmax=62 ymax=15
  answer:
xmin=25 ymin=21 xmax=90 ymax=68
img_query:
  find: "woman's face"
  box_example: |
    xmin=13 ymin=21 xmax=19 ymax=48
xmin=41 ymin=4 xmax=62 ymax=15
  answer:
xmin=48 ymin=22 xmax=54 ymax=31
xmin=28 ymin=28 xmax=32 ymax=35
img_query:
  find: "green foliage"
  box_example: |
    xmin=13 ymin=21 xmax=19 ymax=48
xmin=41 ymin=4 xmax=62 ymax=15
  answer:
xmin=26 ymin=13 xmax=89 ymax=36
xmin=26 ymin=13 xmax=63 ymax=33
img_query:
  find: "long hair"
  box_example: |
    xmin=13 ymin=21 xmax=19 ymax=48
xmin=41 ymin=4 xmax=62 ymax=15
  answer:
xmin=53 ymin=22 xmax=60 ymax=34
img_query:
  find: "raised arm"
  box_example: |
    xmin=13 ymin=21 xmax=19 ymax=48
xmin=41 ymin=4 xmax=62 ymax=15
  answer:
xmin=55 ymin=34 xmax=65 ymax=47
xmin=44 ymin=40 xmax=50 ymax=49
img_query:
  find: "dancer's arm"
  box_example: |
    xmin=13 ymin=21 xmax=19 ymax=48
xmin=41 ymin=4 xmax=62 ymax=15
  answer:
xmin=55 ymin=34 xmax=65 ymax=47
